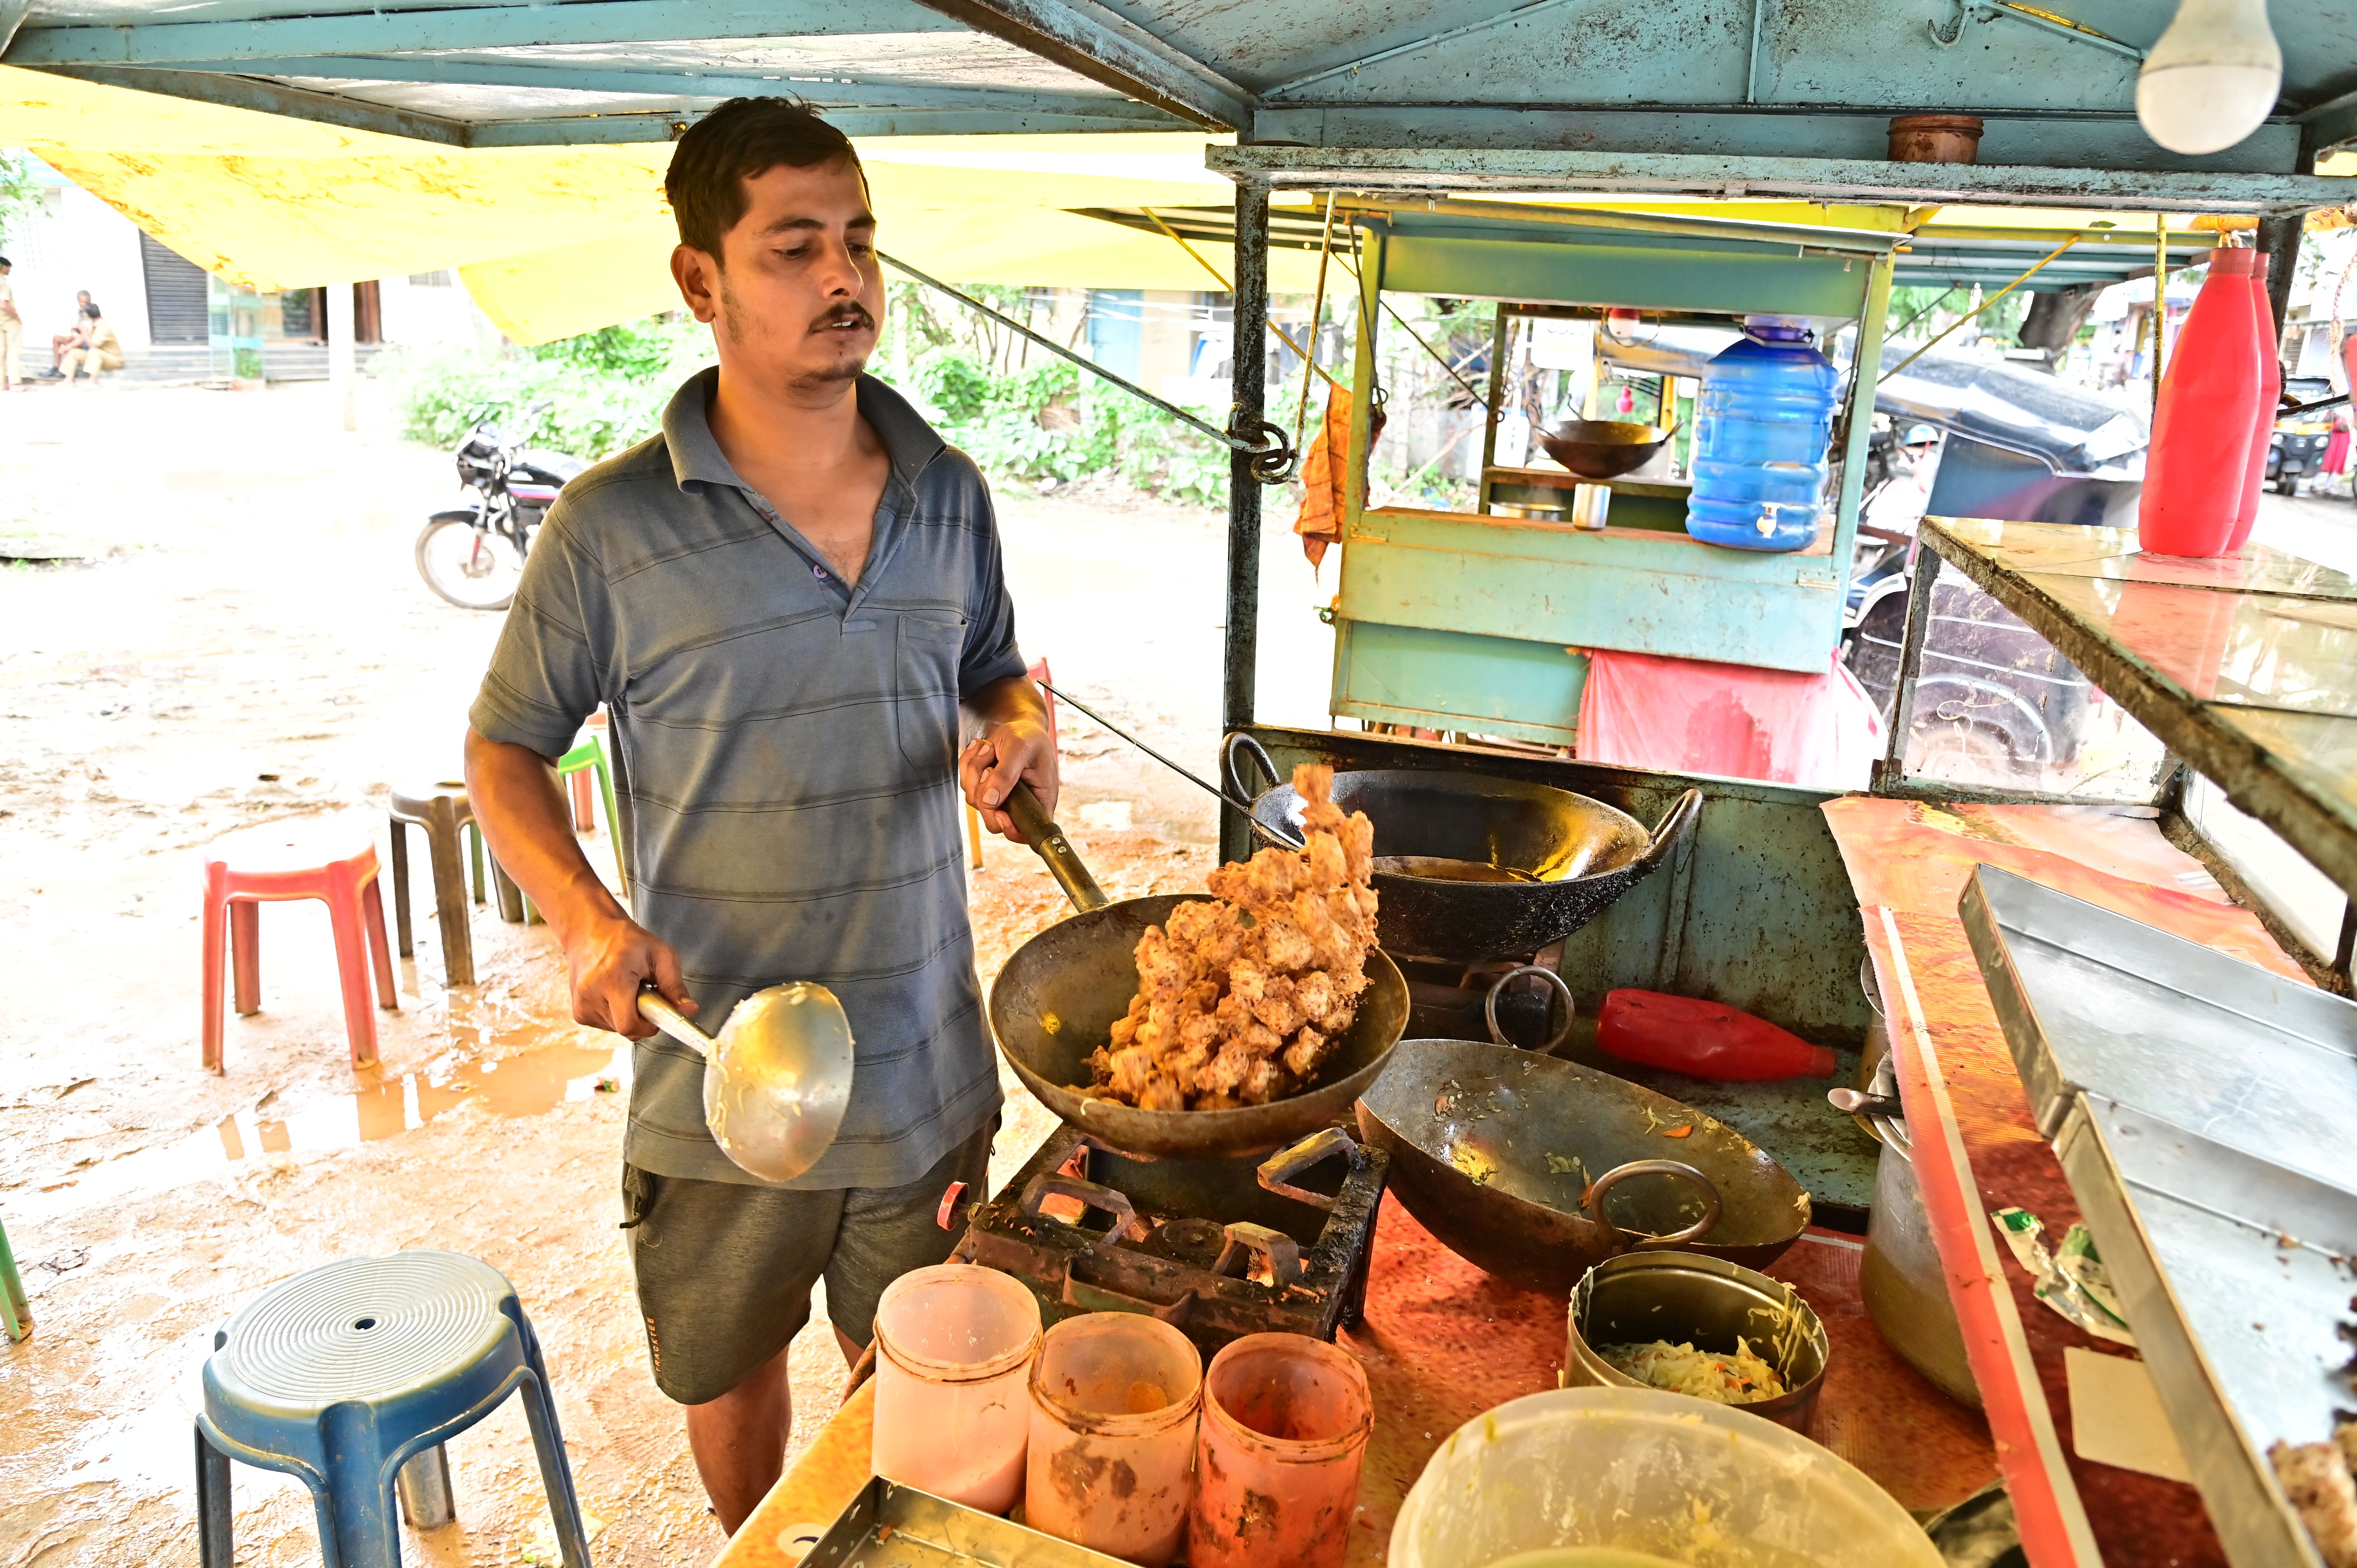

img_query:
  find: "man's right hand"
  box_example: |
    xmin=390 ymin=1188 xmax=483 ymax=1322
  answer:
xmin=564 ymin=911 xmax=698 ymax=1039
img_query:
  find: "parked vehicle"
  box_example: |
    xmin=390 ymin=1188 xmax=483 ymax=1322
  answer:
xmin=1837 ymin=348 xmax=2148 ymax=776
xmin=2267 ymin=376 xmax=2335 ymax=496
xmin=414 ymin=409 xmax=588 ymax=610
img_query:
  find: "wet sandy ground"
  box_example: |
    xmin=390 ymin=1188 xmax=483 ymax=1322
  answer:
xmin=0 ymin=381 xmax=1335 ymax=1566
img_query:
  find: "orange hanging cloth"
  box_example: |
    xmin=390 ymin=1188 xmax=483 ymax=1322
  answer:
xmin=1291 ymin=385 xmax=1383 ymax=572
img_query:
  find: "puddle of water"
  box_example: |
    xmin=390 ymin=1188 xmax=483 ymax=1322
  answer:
xmin=16 ymin=1036 xmax=631 ymax=1224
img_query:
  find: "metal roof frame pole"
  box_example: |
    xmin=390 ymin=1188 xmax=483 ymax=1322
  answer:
xmin=2255 ymin=212 xmax=2304 ymax=341
xmin=1220 ymin=181 xmax=1270 ymax=863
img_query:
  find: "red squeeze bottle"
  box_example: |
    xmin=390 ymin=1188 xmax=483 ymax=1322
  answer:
xmin=2226 ymin=249 xmax=2280 ymax=553
xmin=2140 ymin=247 xmax=2263 ymax=558
xmin=1596 ymin=989 xmax=1838 ymax=1081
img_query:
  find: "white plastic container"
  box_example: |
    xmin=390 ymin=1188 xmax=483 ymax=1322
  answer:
xmin=870 ymin=1264 xmax=1042 ymax=1513
xmin=1389 ymin=1386 xmax=1941 ymax=1568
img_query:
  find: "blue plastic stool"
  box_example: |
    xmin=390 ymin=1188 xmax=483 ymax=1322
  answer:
xmin=195 ymin=1250 xmax=592 ymax=1568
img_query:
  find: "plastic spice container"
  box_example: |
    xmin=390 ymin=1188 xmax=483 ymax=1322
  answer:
xmin=869 ymin=1264 xmax=1042 ymax=1513
xmin=1024 ymin=1312 xmax=1204 ymax=1565
xmin=1186 ymin=1333 xmax=1371 ymax=1568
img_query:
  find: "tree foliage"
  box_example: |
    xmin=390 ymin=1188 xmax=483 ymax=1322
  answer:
xmin=0 ymin=151 xmax=46 ymax=251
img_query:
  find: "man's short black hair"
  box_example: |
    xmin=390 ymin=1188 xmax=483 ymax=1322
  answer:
xmin=0 ymin=256 xmax=10 ymax=268
xmin=665 ymin=97 xmax=861 ymax=261
xmin=81 ymin=302 xmax=99 ymax=318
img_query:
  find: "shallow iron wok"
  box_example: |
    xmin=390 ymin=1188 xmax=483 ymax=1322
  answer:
xmin=1356 ymin=1037 xmax=1809 ymax=1294
xmin=990 ymin=786 xmax=1408 ymax=1162
xmin=1226 ymin=736 xmax=1702 ymax=961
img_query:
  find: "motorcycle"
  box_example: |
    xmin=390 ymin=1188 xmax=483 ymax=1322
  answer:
xmin=414 ymin=407 xmax=589 ymax=611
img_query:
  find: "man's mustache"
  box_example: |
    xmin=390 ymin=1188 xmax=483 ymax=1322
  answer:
xmin=813 ymin=304 xmax=876 ymax=333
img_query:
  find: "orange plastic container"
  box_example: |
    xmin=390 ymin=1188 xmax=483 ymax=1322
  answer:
xmin=1025 ymin=1313 xmax=1204 ymax=1565
xmin=1186 ymin=1333 xmax=1372 ymax=1568
xmin=869 ymin=1264 xmax=1041 ymax=1513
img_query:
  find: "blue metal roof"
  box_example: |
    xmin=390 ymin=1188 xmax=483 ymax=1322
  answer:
xmin=1 ymin=0 xmax=2353 ymax=203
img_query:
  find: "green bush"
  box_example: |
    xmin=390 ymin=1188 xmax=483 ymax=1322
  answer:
xmin=383 ymin=316 xmax=712 ymax=461
xmin=387 ymin=316 xmax=1229 ymax=505
xmin=888 ymin=350 xmax=1230 ymax=507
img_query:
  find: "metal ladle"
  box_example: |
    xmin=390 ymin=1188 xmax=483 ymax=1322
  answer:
xmin=637 ymin=984 xmax=856 ymax=1183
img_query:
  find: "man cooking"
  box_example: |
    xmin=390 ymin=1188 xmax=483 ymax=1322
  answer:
xmin=464 ymin=97 xmax=1057 ymax=1533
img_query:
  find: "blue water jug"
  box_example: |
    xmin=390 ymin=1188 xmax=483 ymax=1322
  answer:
xmin=1686 ymin=319 xmax=1839 ymax=552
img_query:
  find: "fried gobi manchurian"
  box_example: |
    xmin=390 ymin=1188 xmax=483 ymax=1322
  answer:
xmin=1089 ymin=763 xmax=1379 ymax=1110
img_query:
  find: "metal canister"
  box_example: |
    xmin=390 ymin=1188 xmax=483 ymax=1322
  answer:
xmin=1564 ymin=1250 xmax=1829 ymax=1432
xmin=1859 ymin=1100 xmax=1982 ymax=1409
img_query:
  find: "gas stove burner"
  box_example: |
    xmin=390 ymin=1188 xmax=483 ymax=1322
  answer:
xmin=1143 ymin=1217 xmax=1228 ymax=1268
xmin=956 ymin=1124 xmax=1389 ymax=1356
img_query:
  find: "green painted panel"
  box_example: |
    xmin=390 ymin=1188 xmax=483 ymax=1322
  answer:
xmin=1339 ymin=512 xmax=1841 ymax=673
xmin=1332 ymin=620 xmax=1588 ymax=745
xmin=1381 ymin=233 xmax=1876 ymax=318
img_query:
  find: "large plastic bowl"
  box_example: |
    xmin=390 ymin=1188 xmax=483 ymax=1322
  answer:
xmin=1390 ymin=1387 xmax=1940 ymax=1568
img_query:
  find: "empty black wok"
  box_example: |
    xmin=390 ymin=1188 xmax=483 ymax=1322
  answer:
xmin=1226 ymin=736 xmax=1701 ymax=961
xmin=991 ymin=786 xmax=1409 ymax=1161
xmin=1357 ymin=1037 xmax=1810 ymax=1294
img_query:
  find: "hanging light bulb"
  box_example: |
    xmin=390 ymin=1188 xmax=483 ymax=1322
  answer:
xmin=2137 ymin=0 xmax=2283 ymax=155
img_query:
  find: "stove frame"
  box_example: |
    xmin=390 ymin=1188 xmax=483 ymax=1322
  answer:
xmin=956 ymin=1123 xmax=1388 ymax=1356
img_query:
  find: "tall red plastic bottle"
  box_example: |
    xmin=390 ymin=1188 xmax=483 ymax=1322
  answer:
xmin=2139 ymin=247 xmax=2263 ymax=558
xmin=2226 ymin=249 xmax=2281 ymax=553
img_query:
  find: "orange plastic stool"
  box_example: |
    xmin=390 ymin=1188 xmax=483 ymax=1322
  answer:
xmin=202 ymin=828 xmax=398 ymax=1073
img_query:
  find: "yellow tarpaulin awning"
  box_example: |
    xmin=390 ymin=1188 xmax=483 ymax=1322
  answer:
xmin=22 ymin=66 xmax=2335 ymax=345
xmin=2 ymin=67 xmax=1337 ymax=342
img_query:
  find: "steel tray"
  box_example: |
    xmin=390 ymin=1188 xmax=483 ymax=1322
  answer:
xmin=1960 ymin=864 xmax=2357 ymax=1568
xmin=2057 ymin=1096 xmax=2355 ymax=1568
xmin=801 ymin=1476 xmax=1130 ymax=1567
xmin=1959 ymin=863 xmax=2357 ymax=1179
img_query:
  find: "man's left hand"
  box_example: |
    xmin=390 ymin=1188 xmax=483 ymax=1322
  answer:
xmin=960 ymin=715 xmax=1057 ymax=843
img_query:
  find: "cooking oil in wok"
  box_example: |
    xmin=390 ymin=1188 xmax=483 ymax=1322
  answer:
xmin=1483 ymin=1550 xmax=1692 ymax=1568
xmin=1375 ymin=856 xmax=1541 ymax=884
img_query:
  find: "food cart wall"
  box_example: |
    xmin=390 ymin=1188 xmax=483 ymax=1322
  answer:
xmin=1325 ymin=202 xmax=1897 ymax=745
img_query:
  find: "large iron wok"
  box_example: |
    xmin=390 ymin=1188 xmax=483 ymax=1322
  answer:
xmin=990 ymin=786 xmax=1408 ymax=1162
xmin=1225 ymin=736 xmax=1702 ymax=961
xmin=1537 ymin=418 xmax=1672 ymax=480
xmin=1356 ymin=1037 xmax=1810 ymax=1294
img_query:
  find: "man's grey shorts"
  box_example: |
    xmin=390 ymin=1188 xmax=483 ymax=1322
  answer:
xmin=622 ymin=1117 xmax=996 ymax=1406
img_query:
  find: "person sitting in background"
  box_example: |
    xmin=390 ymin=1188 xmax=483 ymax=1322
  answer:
xmin=41 ymin=290 xmax=94 ymax=378
xmin=58 ymin=304 xmax=122 ymax=383
xmin=0 ymin=258 xmax=21 ymax=391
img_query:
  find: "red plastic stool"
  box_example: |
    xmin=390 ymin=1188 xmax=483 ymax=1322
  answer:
xmin=202 ymin=828 xmax=398 ymax=1073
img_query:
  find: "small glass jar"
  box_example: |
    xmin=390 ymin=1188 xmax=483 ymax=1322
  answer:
xmin=1025 ymin=1312 xmax=1204 ymax=1565
xmin=1187 ymin=1333 xmax=1372 ymax=1568
xmin=870 ymin=1264 xmax=1041 ymax=1513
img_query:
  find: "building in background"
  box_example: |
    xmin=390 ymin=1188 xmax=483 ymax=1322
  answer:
xmin=4 ymin=154 xmax=496 ymax=382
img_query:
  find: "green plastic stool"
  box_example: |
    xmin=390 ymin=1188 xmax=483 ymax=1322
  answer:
xmin=556 ymin=735 xmax=629 ymax=899
xmin=1 ymin=1216 xmax=31 ymax=1341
